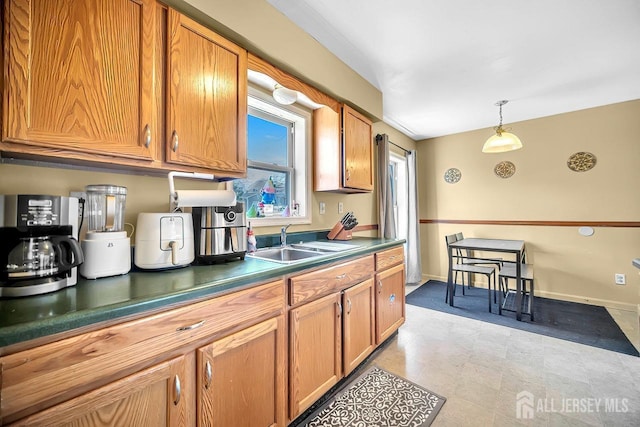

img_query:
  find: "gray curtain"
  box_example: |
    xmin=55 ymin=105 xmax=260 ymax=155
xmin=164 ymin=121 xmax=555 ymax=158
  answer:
xmin=376 ymin=134 xmax=396 ymax=239
xmin=406 ymin=150 xmax=423 ymax=283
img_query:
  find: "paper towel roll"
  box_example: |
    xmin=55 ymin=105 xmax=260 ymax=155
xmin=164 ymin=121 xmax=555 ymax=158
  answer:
xmin=174 ymin=190 xmax=237 ymax=208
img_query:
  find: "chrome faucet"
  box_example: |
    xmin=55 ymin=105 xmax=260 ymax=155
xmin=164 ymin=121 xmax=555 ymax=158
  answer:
xmin=280 ymin=224 xmax=292 ymax=247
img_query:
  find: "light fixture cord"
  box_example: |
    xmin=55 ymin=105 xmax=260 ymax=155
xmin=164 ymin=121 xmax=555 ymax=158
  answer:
xmin=498 ymin=103 xmax=503 ymax=127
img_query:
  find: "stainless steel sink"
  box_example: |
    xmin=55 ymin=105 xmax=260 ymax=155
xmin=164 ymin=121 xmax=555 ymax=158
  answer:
xmin=247 ymin=247 xmax=327 ymax=264
xmin=247 ymin=241 xmax=363 ymax=264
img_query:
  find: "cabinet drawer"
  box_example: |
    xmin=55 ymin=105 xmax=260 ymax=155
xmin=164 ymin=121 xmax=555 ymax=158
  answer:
xmin=0 ymin=280 xmax=284 ymax=424
xmin=289 ymin=255 xmax=374 ymax=306
xmin=375 ymin=246 xmax=404 ymax=271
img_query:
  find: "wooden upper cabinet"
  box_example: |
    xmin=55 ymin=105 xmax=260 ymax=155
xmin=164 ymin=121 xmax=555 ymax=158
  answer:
xmin=342 ymin=105 xmax=374 ymax=191
xmin=2 ymin=0 xmax=156 ymax=162
xmin=313 ymin=103 xmax=373 ymax=193
xmin=165 ymin=10 xmax=247 ymax=177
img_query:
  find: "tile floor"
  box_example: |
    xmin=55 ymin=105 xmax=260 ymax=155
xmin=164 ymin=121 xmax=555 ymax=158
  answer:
xmin=363 ymin=284 xmax=640 ymax=426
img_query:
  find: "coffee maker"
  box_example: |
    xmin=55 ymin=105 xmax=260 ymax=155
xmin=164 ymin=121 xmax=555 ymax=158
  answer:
xmin=0 ymin=194 xmax=84 ymax=297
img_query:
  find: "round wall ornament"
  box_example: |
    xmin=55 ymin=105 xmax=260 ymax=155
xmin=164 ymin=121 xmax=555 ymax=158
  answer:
xmin=567 ymin=152 xmax=597 ymax=172
xmin=494 ymin=161 xmax=515 ymax=179
xmin=444 ymin=167 xmax=461 ymax=184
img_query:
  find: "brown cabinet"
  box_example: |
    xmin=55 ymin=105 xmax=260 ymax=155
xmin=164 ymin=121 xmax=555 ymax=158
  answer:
xmin=2 ymin=0 xmax=157 ymax=164
xmin=289 ymin=292 xmax=343 ymax=419
xmin=288 ymin=256 xmax=376 ymax=420
xmin=313 ymin=104 xmax=373 ymax=193
xmin=1 ymin=1 xmax=247 ymax=178
xmin=197 ymin=315 xmax=286 ymax=427
xmin=0 ymin=280 xmax=285 ymax=426
xmin=8 ymin=354 xmax=194 ymax=427
xmin=375 ymin=262 xmax=406 ymax=344
xmin=165 ymin=10 xmax=247 ymax=177
xmin=342 ymin=278 xmax=375 ymax=375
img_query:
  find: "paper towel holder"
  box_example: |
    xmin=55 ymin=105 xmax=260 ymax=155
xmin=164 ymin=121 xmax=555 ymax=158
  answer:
xmin=168 ymin=171 xmax=215 ymax=211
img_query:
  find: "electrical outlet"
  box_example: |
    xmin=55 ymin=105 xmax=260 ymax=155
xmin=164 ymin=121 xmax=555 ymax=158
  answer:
xmin=319 ymin=202 xmax=326 ymax=214
xmin=70 ymin=191 xmax=86 ymax=201
xmin=614 ymin=274 xmax=626 ymax=285
xmin=338 ymin=202 xmax=344 ymax=214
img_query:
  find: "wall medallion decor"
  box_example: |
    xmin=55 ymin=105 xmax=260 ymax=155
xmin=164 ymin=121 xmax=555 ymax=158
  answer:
xmin=567 ymin=152 xmax=597 ymax=172
xmin=444 ymin=168 xmax=461 ymax=184
xmin=494 ymin=161 xmax=515 ymax=179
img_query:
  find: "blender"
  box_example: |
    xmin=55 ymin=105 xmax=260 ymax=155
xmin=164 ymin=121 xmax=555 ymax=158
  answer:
xmin=79 ymin=185 xmax=131 ymax=279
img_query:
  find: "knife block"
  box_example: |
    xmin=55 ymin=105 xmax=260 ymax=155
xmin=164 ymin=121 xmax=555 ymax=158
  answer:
xmin=327 ymin=222 xmax=352 ymax=240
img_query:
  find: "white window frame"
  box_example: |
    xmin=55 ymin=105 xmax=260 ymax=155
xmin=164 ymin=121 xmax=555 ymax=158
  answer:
xmin=228 ymin=85 xmax=312 ymax=227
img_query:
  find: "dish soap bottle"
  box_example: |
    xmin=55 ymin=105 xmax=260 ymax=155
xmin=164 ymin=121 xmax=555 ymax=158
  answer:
xmin=247 ymin=222 xmax=257 ymax=253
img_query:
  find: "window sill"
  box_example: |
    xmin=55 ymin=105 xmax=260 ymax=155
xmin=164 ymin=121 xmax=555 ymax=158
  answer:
xmin=248 ymin=216 xmax=311 ymax=228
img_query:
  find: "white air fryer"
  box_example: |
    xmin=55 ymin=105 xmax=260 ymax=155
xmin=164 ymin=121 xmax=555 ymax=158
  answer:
xmin=134 ymin=213 xmax=194 ymax=270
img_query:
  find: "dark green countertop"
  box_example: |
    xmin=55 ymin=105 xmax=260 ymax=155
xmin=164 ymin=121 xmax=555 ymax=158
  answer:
xmin=0 ymin=237 xmax=403 ymax=349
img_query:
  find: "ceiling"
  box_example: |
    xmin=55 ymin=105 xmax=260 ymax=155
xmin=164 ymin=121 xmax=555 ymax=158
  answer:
xmin=267 ymin=0 xmax=640 ymax=140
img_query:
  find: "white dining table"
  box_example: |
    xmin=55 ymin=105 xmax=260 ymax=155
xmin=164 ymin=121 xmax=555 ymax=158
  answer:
xmin=447 ymin=238 xmax=527 ymax=320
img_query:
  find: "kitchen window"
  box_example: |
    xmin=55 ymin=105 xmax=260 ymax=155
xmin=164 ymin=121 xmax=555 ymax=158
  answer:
xmin=231 ymin=86 xmax=311 ymax=226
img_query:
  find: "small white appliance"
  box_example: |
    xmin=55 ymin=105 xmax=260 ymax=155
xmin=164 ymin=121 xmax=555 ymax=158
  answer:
xmin=80 ymin=185 xmax=131 ymax=279
xmin=134 ymin=213 xmax=194 ymax=270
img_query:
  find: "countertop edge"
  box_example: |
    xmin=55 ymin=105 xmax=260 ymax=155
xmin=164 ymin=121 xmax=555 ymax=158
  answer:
xmin=1 ymin=238 xmax=404 ymax=351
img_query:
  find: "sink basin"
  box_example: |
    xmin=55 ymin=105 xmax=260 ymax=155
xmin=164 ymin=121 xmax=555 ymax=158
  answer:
xmin=247 ymin=247 xmax=327 ymax=264
xmin=290 ymin=241 xmax=362 ymax=252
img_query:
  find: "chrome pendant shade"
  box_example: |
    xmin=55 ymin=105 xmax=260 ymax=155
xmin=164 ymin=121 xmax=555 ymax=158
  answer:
xmin=482 ymin=100 xmax=523 ymax=153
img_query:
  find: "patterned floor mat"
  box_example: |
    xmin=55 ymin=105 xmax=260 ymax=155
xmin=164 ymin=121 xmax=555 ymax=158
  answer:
xmin=301 ymin=366 xmax=446 ymax=427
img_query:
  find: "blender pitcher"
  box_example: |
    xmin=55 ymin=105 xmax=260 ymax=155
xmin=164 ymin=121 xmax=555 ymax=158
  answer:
xmin=80 ymin=185 xmax=131 ymax=279
xmin=86 ymin=185 xmax=127 ymax=232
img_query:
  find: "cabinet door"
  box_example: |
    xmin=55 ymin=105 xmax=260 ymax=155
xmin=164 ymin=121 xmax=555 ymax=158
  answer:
xmin=197 ymin=316 xmax=286 ymax=427
xmin=342 ymin=104 xmax=373 ymax=191
xmin=3 ymin=0 xmax=156 ymax=161
xmin=166 ymin=9 xmax=247 ymax=176
xmin=289 ymin=292 xmax=342 ymax=419
xmin=375 ymin=264 xmax=406 ymax=344
xmin=9 ymin=354 xmax=194 ymax=427
xmin=342 ymin=278 xmax=375 ymax=375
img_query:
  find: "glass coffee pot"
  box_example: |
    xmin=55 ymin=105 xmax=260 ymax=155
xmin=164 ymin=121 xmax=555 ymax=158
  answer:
xmin=6 ymin=235 xmax=83 ymax=279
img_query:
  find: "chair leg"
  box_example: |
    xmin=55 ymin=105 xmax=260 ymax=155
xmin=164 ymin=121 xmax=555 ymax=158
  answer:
xmin=487 ymin=274 xmax=492 ymax=313
xmin=530 ymin=280 xmax=535 ymax=321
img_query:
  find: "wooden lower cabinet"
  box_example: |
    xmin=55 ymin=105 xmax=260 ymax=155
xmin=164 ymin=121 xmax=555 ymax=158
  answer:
xmin=289 ymin=292 xmax=342 ymax=419
xmin=288 ymin=277 xmax=376 ymax=420
xmin=197 ymin=316 xmax=286 ymax=427
xmin=9 ymin=354 xmax=194 ymax=427
xmin=375 ymin=263 xmax=406 ymax=344
xmin=342 ymin=278 xmax=375 ymax=375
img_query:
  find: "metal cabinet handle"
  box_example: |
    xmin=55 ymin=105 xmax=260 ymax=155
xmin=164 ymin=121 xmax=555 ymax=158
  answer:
xmin=378 ymin=280 xmax=383 ymax=292
xmin=171 ymin=130 xmax=179 ymax=152
xmin=337 ymin=301 xmax=342 ymax=316
xmin=204 ymin=360 xmax=212 ymax=389
xmin=176 ymin=320 xmax=205 ymax=331
xmin=347 ymin=298 xmax=352 ymax=315
xmin=173 ymin=375 xmax=181 ymax=405
xmin=336 ymin=273 xmax=347 ymax=280
xmin=143 ymin=124 xmax=151 ymax=148
xmin=346 ymin=169 xmax=351 ymax=181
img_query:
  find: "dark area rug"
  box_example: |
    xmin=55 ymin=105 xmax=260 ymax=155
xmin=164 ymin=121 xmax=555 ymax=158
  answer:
xmin=407 ymin=280 xmax=639 ymax=357
xmin=297 ymin=366 xmax=446 ymax=427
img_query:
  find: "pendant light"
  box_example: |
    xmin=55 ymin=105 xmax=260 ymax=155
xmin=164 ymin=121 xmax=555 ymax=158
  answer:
xmin=482 ymin=100 xmax=523 ymax=153
xmin=272 ymin=84 xmax=298 ymax=105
